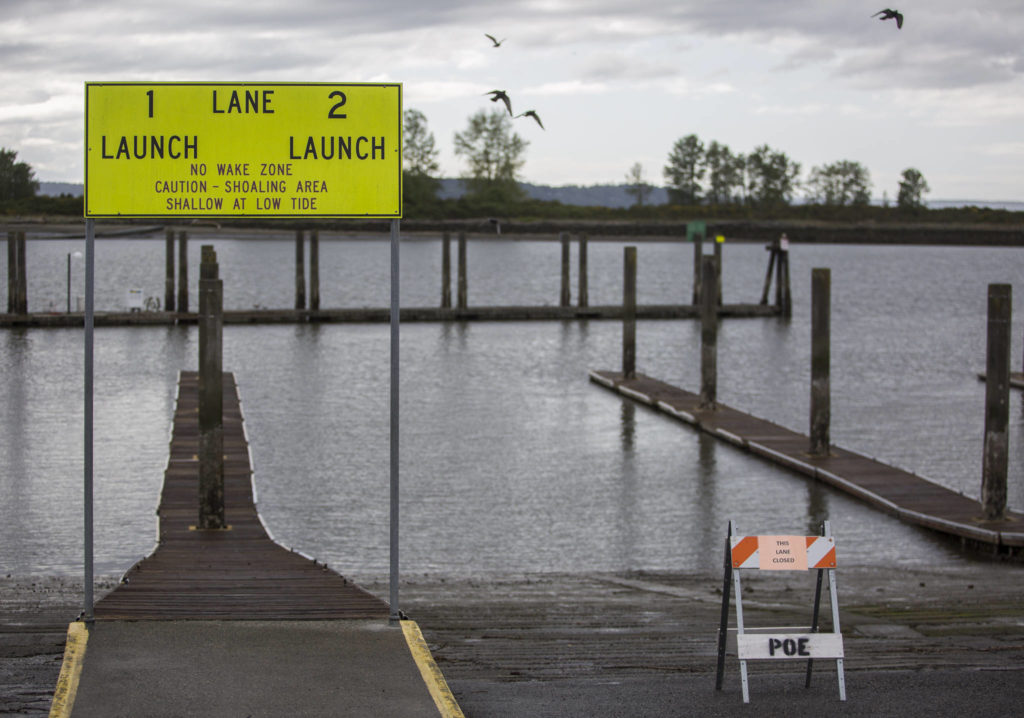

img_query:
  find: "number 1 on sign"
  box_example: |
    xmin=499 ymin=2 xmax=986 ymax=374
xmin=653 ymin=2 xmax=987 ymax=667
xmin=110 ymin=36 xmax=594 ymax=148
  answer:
xmin=146 ymin=90 xmax=154 ymax=118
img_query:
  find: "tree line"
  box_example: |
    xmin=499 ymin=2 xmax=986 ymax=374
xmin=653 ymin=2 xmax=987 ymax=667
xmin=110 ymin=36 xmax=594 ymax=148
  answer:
xmin=626 ymin=133 xmax=930 ymax=212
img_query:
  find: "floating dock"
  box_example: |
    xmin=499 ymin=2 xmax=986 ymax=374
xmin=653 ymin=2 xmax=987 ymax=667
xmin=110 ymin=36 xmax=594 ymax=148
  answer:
xmin=93 ymin=371 xmax=388 ymax=620
xmin=590 ymin=370 xmax=1024 ymax=553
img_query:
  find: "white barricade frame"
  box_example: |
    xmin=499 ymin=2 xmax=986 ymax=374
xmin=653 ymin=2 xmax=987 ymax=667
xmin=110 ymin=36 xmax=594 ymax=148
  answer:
xmin=714 ymin=520 xmax=846 ymax=704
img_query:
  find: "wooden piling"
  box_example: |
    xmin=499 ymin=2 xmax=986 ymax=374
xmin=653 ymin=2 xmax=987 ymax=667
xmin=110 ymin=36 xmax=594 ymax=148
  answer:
xmin=623 ymin=246 xmax=637 ymax=379
xmin=198 ymin=245 xmax=225 ymax=529
xmin=714 ymin=235 xmax=723 ymax=306
xmin=776 ymin=235 xmax=792 ymax=318
xmin=560 ymin=232 xmax=571 ymax=307
xmin=441 ymin=232 xmax=451 ymax=308
xmin=689 ymin=222 xmax=705 ymax=305
xmin=578 ymin=234 xmax=589 ymax=308
xmin=177 ymin=231 xmax=188 ymax=314
xmin=295 ymin=230 xmax=306 ymax=310
xmin=759 ymin=237 xmax=778 ymax=305
xmin=16 ymin=232 xmax=27 ymax=314
xmin=309 ymin=230 xmax=320 ymax=312
xmin=164 ymin=229 xmax=175 ymax=312
xmin=457 ymin=232 xmax=467 ymax=310
xmin=982 ymin=283 xmax=1011 ymax=521
xmin=700 ymin=256 xmax=718 ymax=409
xmin=810 ymin=268 xmax=831 ymax=456
xmin=6 ymin=231 xmax=15 ymax=313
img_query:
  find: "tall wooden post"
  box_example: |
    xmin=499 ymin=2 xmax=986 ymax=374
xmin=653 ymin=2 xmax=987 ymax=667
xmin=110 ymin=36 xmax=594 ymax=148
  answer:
xmin=760 ymin=237 xmax=778 ymax=305
xmin=177 ymin=231 xmax=188 ymax=314
xmin=689 ymin=221 xmax=705 ymax=305
xmin=714 ymin=235 xmax=723 ymax=306
xmin=309 ymin=230 xmax=320 ymax=312
xmin=700 ymin=256 xmax=718 ymax=409
xmin=982 ymin=283 xmax=1011 ymax=521
xmin=198 ymin=245 xmax=225 ymax=529
xmin=6 ymin=231 xmax=16 ymax=313
xmin=578 ymin=234 xmax=589 ymax=308
xmin=622 ymin=246 xmax=637 ymax=379
xmin=775 ymin=234 xmax=792 ymax=318
xmin=700 ymin=258 xmax=716 ymax=405
xmin=560 ymin=232 xmax=571 ymax=307
xmin=441 ymin=232 xmax=451 ymax=308
xmin=15 ymin=232 xmax=27 ymax=314
xmin=164 ymin=229 xmax=175 ymax=312
xmin=810 ymin=268 xmax=831 ymax=456
xmin=457 ymin=232 xmax=468 ymax=310
xmin=295 ymin=230 xmax=306 ymax=310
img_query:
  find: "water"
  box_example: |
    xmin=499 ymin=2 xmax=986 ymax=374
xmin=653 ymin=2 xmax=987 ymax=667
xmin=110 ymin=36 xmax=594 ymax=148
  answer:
xmin=2 ymin=233 xmax=1024 ymax=581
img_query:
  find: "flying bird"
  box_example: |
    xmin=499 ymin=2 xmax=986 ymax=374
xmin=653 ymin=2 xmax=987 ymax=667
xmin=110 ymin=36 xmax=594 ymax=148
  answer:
xmin=485 ymin=33 xmax=506 ymax=47
xmin=484 ymin=89 xmax=513 ymax=116
xmin=872 ymin=8 xmax=903 ymax=29
xmin=516 ymin=110 xmax=544 ymax=130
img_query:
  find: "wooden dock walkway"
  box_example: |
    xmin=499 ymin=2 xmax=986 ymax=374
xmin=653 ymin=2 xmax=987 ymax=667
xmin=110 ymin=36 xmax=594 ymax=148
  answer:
xmin=1 ymin=303 xmax=777 ymax=328
xmin=94 ymin=371 xmax=388 ymax=621
xmin=590 ymin=370 xmax=1024 ymax=552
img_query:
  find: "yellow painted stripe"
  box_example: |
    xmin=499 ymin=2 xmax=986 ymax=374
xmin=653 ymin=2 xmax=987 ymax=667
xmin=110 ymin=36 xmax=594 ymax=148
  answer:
xmin=401 ymin=620 xmax=465 ymax=718
xmin=49 ymin=621 xmax=89 ymax=718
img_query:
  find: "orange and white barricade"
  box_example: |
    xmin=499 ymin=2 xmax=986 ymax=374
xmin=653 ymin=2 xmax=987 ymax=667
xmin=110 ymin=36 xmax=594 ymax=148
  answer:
xmin=715 ymin=520 xmax=846 ymax=703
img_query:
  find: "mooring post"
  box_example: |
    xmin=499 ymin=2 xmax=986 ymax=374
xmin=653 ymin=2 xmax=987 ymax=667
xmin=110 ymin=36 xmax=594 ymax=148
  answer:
xmin=578 ymin=234 xmax=589 ymax=308
xmin=6 ymin=231 xmax=15 ymax=313
xmin=198 ymin=245 xmax=225 ymax=529
xmin=623 ymin=246 xmax=637 ymax=379
xmin=177 ymin=231 xmax=188 ymax=313
xmin=982 ymin=283 xmax=1011 ymax=521
xmin=164 ymin=229 xmax=175 ymax=312
xmin=309 ymin=230 xmax=320 ymax=312
xmin=560 ymin=232 xmax=571 ymax=307
xmin=776 ymin=234 xmax=792 ymax=318
xmin=689 ymin=221 xmax=705 ymax=305
xmin=295 ymin=230 xmax=306 ymax=310
xmin=16 ymin=231 xmax=27 ymax=314
xmin=440 ymin=232 xmax=451 ymax=309
xmin=700 ymin=255 xmax=718 ymax=409
xmin=810 ymin=268 xmax=831 ymax=456
xmin=457 ymin=231 xmax=468 ymax=310
xmin=760 ymin=237 xmax=778 ymax=305
xmin=714 ymin=235 xmax=724 ymax=306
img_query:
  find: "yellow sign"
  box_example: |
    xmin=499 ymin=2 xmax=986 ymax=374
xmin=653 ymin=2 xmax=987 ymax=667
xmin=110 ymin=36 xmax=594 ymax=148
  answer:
xmin=85 ymin=82 xmax=402 ymax=218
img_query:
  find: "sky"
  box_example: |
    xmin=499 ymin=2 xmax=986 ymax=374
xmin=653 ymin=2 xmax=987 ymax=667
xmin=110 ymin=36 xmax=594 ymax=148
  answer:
xmin=2 ymin=0 xmax=1023 ymax=201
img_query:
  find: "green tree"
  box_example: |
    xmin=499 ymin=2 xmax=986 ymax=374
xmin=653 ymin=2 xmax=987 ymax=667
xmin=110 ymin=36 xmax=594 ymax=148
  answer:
xmin=625 ymin=162 xmax=653 ymax=207
xmin=0 ymin=148 xmax=39 ymax=202
xmin=663 ymin=134 xmax=704 ymax=205
xmin=453 ymin=109 xmax=528 ymax=201
xmin=402 ymin=108 xmax=440 ymax=211
xmin=806 ymin=160 xmax=871 ymax=206
xmin=745 ymin=144 xmax=800 ymax=208
xmin=703 ymin=141 xmax=745 ymax=205
xmin=897 ymin=168 xmax=930 ymax=210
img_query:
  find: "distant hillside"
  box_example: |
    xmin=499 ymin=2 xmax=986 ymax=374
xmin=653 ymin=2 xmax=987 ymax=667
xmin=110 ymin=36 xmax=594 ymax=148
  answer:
xmin=40 ymin=181 xmax=84 ymax=197
xmin=438 ymin=178 xmax=669 ymax=208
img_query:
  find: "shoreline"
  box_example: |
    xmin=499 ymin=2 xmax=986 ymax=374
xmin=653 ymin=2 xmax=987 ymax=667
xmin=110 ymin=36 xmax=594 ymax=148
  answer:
xmin=6 ymin=564 xmax=1024 ymax=715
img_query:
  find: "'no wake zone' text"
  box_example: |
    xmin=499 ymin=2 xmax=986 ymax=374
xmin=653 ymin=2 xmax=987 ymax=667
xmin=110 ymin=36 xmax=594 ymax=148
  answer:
xmin=156 ymin=163 xmax=331 ymax=211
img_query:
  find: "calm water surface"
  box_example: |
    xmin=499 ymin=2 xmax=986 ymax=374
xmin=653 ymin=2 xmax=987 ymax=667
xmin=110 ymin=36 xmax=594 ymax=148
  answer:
xmin=2 ymin=233 xmax=1023 ymax=580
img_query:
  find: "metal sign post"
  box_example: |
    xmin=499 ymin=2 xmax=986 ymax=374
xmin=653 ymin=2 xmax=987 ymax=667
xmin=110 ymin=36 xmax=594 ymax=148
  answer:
xmin=389 ymin=218 xmax=400 ymax=622
xmin=83 ymin=217 xmax=95 ymax=623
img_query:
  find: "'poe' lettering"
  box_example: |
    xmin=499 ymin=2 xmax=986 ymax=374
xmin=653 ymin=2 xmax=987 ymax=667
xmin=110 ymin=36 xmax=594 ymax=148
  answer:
xmin=768 ymin=637 xmax=811 ymax=657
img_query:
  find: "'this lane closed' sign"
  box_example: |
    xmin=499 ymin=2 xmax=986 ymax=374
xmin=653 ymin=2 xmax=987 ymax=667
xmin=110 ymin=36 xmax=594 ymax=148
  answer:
xmin=85 ymin=82 xmax=402 ymax=218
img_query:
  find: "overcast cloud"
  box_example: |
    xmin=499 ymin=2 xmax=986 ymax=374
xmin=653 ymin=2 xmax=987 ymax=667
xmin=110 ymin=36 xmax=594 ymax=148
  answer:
xmin=2 ymin=0 xmax=1023 ymax=200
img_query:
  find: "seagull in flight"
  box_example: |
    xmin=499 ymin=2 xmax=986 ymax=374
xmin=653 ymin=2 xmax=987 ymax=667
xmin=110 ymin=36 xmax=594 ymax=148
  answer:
xmin=485 ymin=33 xmax=506 ymax=47
xmin=872 ymin=8 xmax=903 ymax=29
xmin=484 ymin=89 xmax=513 ymax=116
xmin=516 ymin=110 xmax=544 ymax=130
